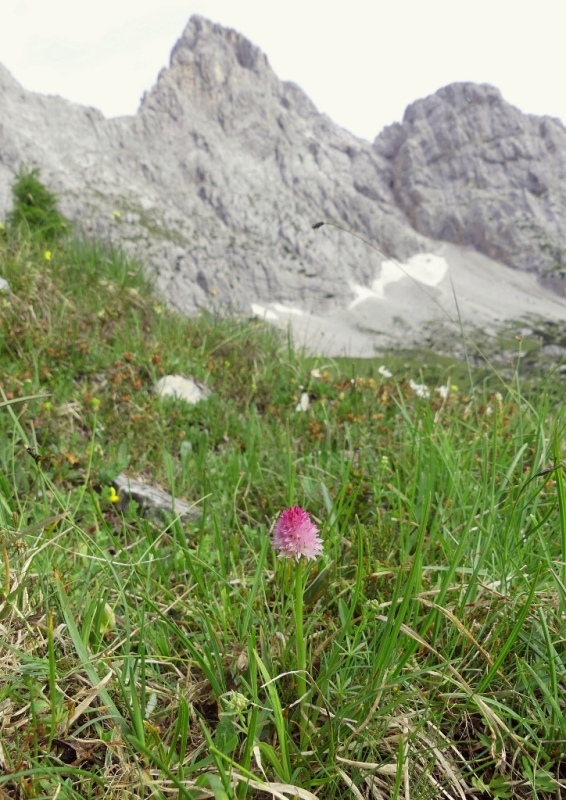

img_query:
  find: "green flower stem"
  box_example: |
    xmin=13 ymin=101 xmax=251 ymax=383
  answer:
xmin=294 ymin=558 xmax=307 ymax=748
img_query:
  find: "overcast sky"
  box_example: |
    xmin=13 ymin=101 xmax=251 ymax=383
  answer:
xmin=1 ymin=0 xmax=564 ymax=141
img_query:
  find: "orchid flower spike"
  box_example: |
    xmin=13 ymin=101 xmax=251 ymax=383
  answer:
xmin=272 ymin=506 xmax=323 ymax=561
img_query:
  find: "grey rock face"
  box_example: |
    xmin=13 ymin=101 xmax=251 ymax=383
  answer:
xmin=0 ymin=16 xmax=420 ymax=320
xmin=1 ymin=16 xmax=566 ymax=354
xmin=374 ymin=83 xmax=566 ymax=273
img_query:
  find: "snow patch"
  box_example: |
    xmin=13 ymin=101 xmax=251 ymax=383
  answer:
xmin=252 ymin=302 xmax=305 ymax=320
xmin=349 ymin=253 xmax=448 ymax=308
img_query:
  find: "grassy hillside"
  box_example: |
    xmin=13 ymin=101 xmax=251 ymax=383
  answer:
xmin=0 ymin=177 xmax=565 ymax=799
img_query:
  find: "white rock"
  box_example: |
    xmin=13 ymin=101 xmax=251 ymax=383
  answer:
xmin=155 ymin=375 xmax=211 ymax=404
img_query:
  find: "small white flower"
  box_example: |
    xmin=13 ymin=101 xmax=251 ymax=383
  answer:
xmin=295 ymin=392 xmax=310 ymax=412
xmin=409 ymin=379 xmax=430 ymax=399
xmin=378 ymin=365 xmax=393 ymax=378
xmin=435 ymin=384 xmax=449 ymax=400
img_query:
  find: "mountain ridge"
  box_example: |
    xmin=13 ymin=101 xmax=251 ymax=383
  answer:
xmin=1 ymin=15 xmax=566 ymax=354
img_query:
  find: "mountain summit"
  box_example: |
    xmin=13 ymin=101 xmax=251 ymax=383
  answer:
xmin=2 ymin=16 xmax=566 ymax=354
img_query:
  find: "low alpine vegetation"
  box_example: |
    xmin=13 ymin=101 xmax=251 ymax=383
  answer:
xmin=0 ymin=174 xmax=565 ymax=799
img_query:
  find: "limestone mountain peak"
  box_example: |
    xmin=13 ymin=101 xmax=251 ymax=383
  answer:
xmin=170 ymin=15 xmax=271 ymax=76
xmin=139 ymin=14 xmax=281 ymax=123
xmin=1 ymin=16 xmax=566 ymax=354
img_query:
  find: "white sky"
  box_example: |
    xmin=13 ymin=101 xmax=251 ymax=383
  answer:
xmin=1 ymin=0 xmax=565 ymax=141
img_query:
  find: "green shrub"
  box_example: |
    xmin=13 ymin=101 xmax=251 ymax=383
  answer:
xmin=7 ymin=167 xmax=68 ymax=242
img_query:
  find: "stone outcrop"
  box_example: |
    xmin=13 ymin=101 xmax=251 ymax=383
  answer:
xmin=1 ymin=15 xmax=566 ymax=352
xmin=375 ymin=82 xmax=566 ymax=275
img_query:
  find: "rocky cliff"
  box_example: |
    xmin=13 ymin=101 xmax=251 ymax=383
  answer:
xmin=375 ymin=82 xmax=566 ymax=274
xmin=1 ymin=16 xmax=566 ymax=353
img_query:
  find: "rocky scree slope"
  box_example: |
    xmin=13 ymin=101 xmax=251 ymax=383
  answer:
xmin=1 ymin=15 xmax=566 ymax=346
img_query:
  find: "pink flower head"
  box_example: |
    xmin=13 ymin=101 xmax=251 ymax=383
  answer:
xmin=272 ymin=506 xmax=323 ymax=561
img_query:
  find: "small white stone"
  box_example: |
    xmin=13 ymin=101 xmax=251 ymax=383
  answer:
xmin=155 ymin=375 xmax=211 ymax=404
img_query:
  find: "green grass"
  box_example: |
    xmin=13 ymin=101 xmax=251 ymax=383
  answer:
xmin=1 ymin=222 xmax=565 ymax=799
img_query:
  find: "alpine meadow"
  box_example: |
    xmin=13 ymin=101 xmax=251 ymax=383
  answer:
xmin=0 ymin=171 xmax=565 ymax=799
